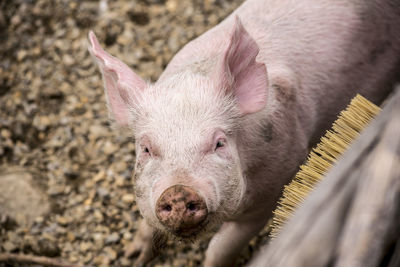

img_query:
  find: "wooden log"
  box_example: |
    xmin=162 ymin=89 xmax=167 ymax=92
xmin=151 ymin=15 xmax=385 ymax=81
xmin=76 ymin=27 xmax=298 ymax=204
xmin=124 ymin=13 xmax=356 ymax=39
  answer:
xmin=388 ymin=239 xmax=400 ymax=267
xmin=335 ymin=92 xmax=400 ymax=267
xmin=249 ymin=86 xmax=400 ymax=267
xmin=0 ymin=253 xmax=85 ymax=267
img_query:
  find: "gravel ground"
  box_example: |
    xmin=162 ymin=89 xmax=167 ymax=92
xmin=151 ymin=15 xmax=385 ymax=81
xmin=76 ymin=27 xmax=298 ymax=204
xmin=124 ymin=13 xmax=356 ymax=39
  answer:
xmin=0 ymin=0 xmax=270 ymax=266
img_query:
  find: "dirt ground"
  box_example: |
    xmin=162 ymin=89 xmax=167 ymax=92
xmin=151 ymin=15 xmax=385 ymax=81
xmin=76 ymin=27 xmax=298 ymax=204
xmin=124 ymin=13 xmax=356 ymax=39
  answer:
xmin=0 ymin=0 xmax=270 ymax=266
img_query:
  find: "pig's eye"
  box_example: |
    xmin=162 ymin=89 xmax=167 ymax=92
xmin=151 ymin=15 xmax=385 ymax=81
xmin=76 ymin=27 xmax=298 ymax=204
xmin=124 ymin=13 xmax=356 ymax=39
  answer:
xmin=215 ymin=139 xmax=225 ymax=150
xmin=139 ymin=136 xmax=156 ymax=157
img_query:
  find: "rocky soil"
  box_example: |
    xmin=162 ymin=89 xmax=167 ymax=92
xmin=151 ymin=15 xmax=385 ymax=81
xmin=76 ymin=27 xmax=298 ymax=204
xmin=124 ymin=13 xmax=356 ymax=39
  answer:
xmin=0 ymin=0 xmax=270 ymax=266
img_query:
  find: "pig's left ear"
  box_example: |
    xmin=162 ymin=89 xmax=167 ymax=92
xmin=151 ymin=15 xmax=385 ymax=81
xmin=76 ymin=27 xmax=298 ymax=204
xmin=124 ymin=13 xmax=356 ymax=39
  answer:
xmin=213 ymin=16 xmax=268 ymax=114
xmin=88 ymin=31 xmax=147 ymax=126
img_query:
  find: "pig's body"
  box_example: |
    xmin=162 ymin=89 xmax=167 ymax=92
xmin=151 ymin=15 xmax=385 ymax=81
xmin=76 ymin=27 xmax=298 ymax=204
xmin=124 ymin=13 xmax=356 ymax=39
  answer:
xmin=89 ymin=0 xmax=400 ymax=266
xmin=163 ymin=0 xmax=399 ymax=143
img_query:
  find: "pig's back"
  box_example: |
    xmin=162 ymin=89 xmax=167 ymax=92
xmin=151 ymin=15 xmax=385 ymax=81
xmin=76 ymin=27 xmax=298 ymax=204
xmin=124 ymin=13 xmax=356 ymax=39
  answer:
xmin=162 ymin=0 xmax=400 ymax=142
xmin=240 ymin=0 xmax=400 ymax=138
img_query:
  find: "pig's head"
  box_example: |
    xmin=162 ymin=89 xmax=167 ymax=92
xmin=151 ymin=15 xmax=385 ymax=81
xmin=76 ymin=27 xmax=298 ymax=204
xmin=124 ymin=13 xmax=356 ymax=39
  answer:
xmin=88 ymin=17 xmax=268 ymax=240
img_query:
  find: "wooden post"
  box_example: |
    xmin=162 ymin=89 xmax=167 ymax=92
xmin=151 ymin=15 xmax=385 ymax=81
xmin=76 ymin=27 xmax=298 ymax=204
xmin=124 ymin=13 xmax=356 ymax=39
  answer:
xmin=249 ymin=87 xmax=400 ymax=267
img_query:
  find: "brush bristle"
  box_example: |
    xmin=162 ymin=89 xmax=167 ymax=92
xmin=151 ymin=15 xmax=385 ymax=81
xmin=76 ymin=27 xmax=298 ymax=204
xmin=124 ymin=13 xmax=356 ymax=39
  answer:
xmin=269 ymin=94 xmax=381 ymax=238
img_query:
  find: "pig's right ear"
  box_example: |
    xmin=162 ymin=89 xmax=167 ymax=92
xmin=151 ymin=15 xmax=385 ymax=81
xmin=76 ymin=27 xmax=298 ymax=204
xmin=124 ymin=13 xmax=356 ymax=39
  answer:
xmin=88 ymin=31 xmax=146 ymax=126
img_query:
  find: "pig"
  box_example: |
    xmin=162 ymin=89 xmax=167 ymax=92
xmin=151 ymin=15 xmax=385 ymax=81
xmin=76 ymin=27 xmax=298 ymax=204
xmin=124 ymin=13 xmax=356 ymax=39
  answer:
xmin=88 ymin=0 xmax=400 ymax=265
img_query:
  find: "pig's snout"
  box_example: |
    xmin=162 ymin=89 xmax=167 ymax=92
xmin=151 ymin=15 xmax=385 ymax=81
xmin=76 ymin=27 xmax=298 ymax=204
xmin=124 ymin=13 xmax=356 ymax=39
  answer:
xmin=155 ymin=185 xmax=208 ymax=237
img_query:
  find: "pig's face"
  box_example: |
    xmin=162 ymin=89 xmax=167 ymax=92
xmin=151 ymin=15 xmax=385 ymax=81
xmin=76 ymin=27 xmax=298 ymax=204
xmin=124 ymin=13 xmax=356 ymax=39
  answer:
xmin=88 ymin=17 xmax=268 ymax=240
xmin=131 ymin=73 xmax=245 ymax=238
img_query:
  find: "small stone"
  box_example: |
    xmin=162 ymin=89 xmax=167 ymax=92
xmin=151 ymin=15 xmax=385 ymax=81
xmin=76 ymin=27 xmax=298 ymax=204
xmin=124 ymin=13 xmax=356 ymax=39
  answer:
xmin=1 ymin=128 xmax=11 ymax=138
xmin=69 ymin=1 xmax=77 ymax=9
xmin=34 ymin=216 xmax=44 ymax=224
xmin=2 ymin=241 xmax=17 ymax=252
xmin=166 ymin=0 xmax=177 ymax=12
xmin=17 ymin=50 xmax=28 ymax=61
xmin=84 ymin=197 xmax=93 ymax=206
xmin=122 ymin=231 xmax=132 ymax=241
xmin=173 ymin=258 xmax=188 ymax=267
xmin=89 ymin=124 xmax=108 ymax=140
xmin=102 ymin=141 xmax=118 ymax=155
xmin=93 ymin=232 xmax=104 ymax=244
xmin=63 ymin=55 xmax=75 ymax=68
xmin=80 ymin=241 xmax=92 ymax=252
xmin=97 ymin=187 xmax=109 ymax=198
xmin=11 ymin=15 xmax=21 ymax=26
xmin=122 ymin=194 xmax=135 ymax=204
xmin=115 ymin=175 xmax=125 ymax=187
xmin=32 ymin=46 xmax=41 ymax=56
xmin=69 ymin=255 xmax=79 ymax=263
xmin=42 ymin=223 xmax=57 ymax=235
xmin=0 ymin=170 xmax=50 ymax=226
xmin=83 ymin=252 xmax=93 ymax=263
xmin=48 ymin=185 xmax=65 ymax=196
xmin=34 ymin=115 xmax=51 ymax=130
xmin=113 ymin=161 xmax=127 ymax=173
xmin=94 ymin=210 xmax=104 ymax=222
xmin=104 ymin=246 xmax=118 ymax=261
xmin=56 ymin=226 xmax=67 ymax=235
xmin=56 ymin=216 xmax=69 ymax=226
xmin=117 ymin=35 xmax=131 ymax=46
xmin=105 ymin=232 xmax=120 ymax=244
xmin=120 ymin=257 xmax=131 ymax=266
xmin=67 ymin=232 xmax=76 ymax=242
xmin=93 ymin=255 xmax=105 ymax=265
xmin=93 ymin=169 xmax=106 ymax=182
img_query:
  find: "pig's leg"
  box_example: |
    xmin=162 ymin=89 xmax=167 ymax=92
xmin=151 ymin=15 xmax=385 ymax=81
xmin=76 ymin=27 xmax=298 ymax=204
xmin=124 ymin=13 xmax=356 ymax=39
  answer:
xmin=204 ymin=216 xmax=269 ymax=267
xmin=125 ymin=219 xmax=156 ymax=265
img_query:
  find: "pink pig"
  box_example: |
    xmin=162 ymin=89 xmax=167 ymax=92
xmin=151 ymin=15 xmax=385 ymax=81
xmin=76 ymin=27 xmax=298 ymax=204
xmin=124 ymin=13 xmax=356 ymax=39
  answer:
xmin=88 ymin=0 xmax=400 ymax=265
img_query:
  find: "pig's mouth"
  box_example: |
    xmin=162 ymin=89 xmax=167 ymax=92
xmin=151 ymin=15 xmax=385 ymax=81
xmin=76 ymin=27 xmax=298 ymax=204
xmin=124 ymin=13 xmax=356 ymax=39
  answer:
xmin=168 ymin=217 xmax=209 ymax=239
xmin=164 ymin=213 xmax=223 ymax=242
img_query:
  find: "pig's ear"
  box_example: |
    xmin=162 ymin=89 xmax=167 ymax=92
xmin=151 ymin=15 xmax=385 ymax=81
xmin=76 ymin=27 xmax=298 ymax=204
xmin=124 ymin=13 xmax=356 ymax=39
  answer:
xmin=213 ymin=16 xmax=268 ymax=114
xmin=88 ymin=31 xmax=146 ymax=126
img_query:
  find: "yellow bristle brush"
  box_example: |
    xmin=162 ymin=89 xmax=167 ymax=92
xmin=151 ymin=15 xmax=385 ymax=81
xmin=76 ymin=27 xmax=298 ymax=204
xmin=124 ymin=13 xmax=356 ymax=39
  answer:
xmin=269 ymin=94 xmax=381 ymax=238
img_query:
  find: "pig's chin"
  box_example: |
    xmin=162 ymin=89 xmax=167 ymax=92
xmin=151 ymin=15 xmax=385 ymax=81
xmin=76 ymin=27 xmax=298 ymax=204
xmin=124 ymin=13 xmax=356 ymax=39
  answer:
xmin=162 ymin=214 xmax=222 ymax=242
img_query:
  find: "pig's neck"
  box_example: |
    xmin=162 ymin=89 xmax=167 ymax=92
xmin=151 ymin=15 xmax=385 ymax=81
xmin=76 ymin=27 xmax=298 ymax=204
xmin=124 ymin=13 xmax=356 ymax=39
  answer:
xmin=233 ymin=96 xmax=310 ymax=217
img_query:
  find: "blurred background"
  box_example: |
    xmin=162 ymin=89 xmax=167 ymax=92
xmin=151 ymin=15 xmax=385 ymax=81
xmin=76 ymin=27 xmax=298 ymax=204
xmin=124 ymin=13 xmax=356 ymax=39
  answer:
xmin=0 ymin=0 xmax=270 ymax=266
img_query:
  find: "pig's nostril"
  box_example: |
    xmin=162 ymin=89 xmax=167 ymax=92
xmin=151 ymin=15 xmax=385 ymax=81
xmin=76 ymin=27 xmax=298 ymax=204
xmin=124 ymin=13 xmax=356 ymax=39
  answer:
xmin=163 ymin=204 xmax=172 ymax=212
xmin=187 ymin=202 xmax=197 ymax=211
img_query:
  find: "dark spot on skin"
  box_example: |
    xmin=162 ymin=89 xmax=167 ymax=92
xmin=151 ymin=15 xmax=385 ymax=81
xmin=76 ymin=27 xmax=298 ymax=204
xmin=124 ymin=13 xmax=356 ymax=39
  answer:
xmin=369 ymin=39 xmax=392 ymax=65
xmin=262 ymin=122 xmax=274 ymax=143
xmin=133 ymin=160 xmax=143 ymax=181
xmin=133 ymin=184 xmax=144 ymax=198
xmin=176 ymin=197 xmax=188 ymax=203
xmin=189 ymin=56 xmax=216 ymax=76
xmin=272 ymin=79 xmax=296 ymax=104
xmin=152 ymin=229 xmax=168 ymax=251
xmin=133 ymin=171 xmax=140 ymax=182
